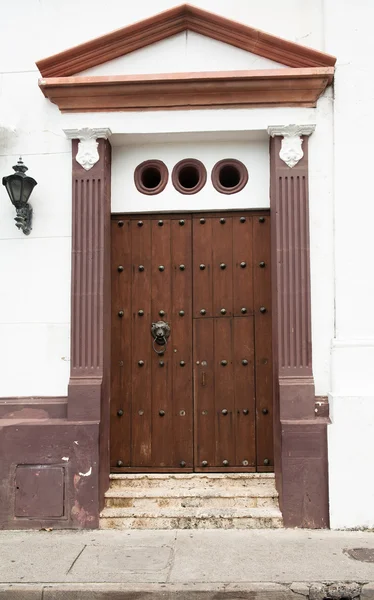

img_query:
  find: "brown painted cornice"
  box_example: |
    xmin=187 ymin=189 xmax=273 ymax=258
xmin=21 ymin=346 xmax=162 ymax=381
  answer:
xmin=39 ymin=67 xmax=334 ymax=112
xmin=36 ymin=4 xmax=336 ymax=78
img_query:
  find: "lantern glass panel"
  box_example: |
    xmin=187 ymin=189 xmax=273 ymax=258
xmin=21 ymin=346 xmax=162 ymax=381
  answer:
xmin=9 ymin=177 xmax=22 ymax=204
xmin=22 ymin=178 xmax=36 ymax=203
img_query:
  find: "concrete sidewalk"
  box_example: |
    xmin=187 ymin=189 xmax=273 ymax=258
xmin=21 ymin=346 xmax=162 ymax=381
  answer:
xmin=1 ymin=529 xmax=374 ymax=599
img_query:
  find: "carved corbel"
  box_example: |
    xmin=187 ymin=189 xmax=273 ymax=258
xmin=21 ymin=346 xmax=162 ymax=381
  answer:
xmin=63 ymin=127 xmax=112 ymax=170
xmin=267 ymin=124 xmax=315 ymax=168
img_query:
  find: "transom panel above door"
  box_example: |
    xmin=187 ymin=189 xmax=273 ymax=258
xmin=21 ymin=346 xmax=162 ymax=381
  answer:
xmin=110 ymin=212 xmax=273 ymax=472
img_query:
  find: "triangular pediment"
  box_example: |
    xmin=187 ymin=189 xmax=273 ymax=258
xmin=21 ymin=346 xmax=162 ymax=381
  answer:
xmin=78 ymin=32 xmax=287 ymax=78
xmin=36 ymin=4 xmax=336 ymax=78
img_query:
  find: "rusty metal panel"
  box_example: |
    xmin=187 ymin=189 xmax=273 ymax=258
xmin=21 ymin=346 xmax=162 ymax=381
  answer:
xmin=15 ymin=465 xmax=64 ymax=518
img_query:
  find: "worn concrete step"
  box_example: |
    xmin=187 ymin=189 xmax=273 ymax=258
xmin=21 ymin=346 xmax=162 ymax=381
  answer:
xmin=100 ymin=506 xmax=283 ymax=530
xmin=109 ymin=473 xmax=276 ymax=491
xmin=104 ymin=489 xmax=279 ymax=510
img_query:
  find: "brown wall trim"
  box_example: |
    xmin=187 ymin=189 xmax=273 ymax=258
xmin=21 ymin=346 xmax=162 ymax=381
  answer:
xmin=270 ymin=134 xmax=329 ymax=528
xmin=0 ymin=397 xmax=67 ymax=420
xmin=315 ymin=396 xmax=329 ymax=419
xmin=36 ymin=4 xmax=336 ymax=78
xmin=39 ymin=67 xmax=334 ymax=112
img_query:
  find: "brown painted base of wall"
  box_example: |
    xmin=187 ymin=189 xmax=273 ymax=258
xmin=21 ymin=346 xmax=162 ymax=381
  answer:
xmin=0 ymin=418 xmax=99 ymax=529
xmin=0 ymin=403 xmax=329 ymax=530
xmin=279 ymin=419 xmax=329 ymax=528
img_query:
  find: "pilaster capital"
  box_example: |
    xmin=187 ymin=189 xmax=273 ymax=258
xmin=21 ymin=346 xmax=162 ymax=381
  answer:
xmin=63 ymin=127 xmax=112 ymax=171
xmin=267 ymin=124 xmax=315 ymax=168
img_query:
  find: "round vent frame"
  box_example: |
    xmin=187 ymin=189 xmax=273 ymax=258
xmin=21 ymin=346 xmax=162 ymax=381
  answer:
xmin=211 ymin=159 xmax=249 ymax=195
xmin=134 ymin=159 xmax=168 ymax=195
xmin=172 ymin=158 xmax=207 ymax=195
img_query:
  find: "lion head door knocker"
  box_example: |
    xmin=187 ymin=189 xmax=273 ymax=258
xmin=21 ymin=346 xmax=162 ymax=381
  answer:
xmin=151 ymin=321 xmax=171 ymax=355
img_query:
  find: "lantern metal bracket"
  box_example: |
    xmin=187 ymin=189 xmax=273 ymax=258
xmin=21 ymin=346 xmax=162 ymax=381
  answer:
xmin=14 ymin=204 xmax=33 ymax=235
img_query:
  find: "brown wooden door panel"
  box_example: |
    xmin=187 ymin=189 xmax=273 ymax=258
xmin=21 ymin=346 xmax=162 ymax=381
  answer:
xmin=192 ymin=217 xmax=213 ymax=318
xmin=150 ymin=218 xmax=172 ymax=467
xmin=170 ymin=218 xmax=193 ymax=468
xmin=110 ymin=219 xmax=132 ymax=467
xmin=253 ymin=215 xmax=274 ymax=470
xmin=233 ymin=215 xmax=254 ymax=317
xmin=193 ymin=317 xmax=256 ymax=470
xmin=233 ymin=316 xmax=256 ymax=468
xmin=111 ymin=216 xmax=193 ymax=470
xmin=131 ymin=219 xmax=153 ymax=466
xmin=193 ymin=317 xmax=215 ymax=468
xmin=212 ymin=217 xmax=233 ymax=317
xmin=111 ymin=211 xmax=273 ymax=473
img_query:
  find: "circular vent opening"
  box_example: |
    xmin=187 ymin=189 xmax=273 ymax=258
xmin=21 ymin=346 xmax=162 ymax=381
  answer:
xmin=134 ymin=160 xmax=168 ymax=195
xmin=212 ymin=159 xmax=248 ymax=194
xmin=141 ymin=166 xmax=161 ymax=189
xmin=172 ymin=159 xmax=207 ymax=195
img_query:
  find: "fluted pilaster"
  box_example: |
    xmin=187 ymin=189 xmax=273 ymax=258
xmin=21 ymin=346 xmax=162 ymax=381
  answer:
xmin=65 ymin=131 xmax=111 ymax=420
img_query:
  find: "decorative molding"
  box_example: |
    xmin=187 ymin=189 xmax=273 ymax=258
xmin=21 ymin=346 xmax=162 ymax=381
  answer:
xmin=36 ymin=4 xmax=336 ymax=78
xmin=64 ymin=127 xmax=111 ymax=170
xmin=268 ymin=124 xmax=315 ymax=168
xmin=40 ymin=68 xmax=333 ymax=113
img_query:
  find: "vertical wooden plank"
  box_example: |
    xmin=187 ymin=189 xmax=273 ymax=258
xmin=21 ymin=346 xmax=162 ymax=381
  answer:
xmin=212 ymin=216 xmax=233 ymax=317
xmin=131 ymin=218 xmax=152 ymax=466
xmin=193 ymin=318 xmax=215 ymax=468
xmin=110 ymin=218 xmax=132 ymax=467
xmin=233 ymin=316 xmax=256 ymax=468
xmin=233 ymin=215 xmax=254 ymax=317
xmin=192 ymin=217 xmax=213 ymax=318
xmin=150 ymin=219 xmax=172 ymax=467
xmin=253 ymin=214 xmax=274 ymax=470
xmin=171 ymin=218 xmax=193 ymax=468
xmin=214 ymin=318 xmax=235 ymax=467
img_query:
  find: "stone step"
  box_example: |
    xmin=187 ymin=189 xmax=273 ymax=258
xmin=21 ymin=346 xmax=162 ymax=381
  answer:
xmin=109 ymin=473 xmax=276 ymax=491
xmin=104 ymin=488 xmax=278 ymax=509
xmin=100 ymin=506 xmax=283 ymax=530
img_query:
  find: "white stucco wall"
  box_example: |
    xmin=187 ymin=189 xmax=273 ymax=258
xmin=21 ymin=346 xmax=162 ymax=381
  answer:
xmin=111 ymin=137 xmax=270 ymax=213
xmin=0 ymin=0 xmax=371 ymax=528
xmin=324 ymin=0 xmax=374 ymax=529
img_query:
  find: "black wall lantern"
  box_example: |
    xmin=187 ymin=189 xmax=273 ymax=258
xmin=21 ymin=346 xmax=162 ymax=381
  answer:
xmin=2 ymin=158 xmax=37 ymax=235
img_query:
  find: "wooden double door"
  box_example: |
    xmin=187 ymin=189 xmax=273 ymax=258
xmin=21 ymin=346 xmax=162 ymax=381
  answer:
xmin=111 ymin=212 xmax=273 ymax=472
